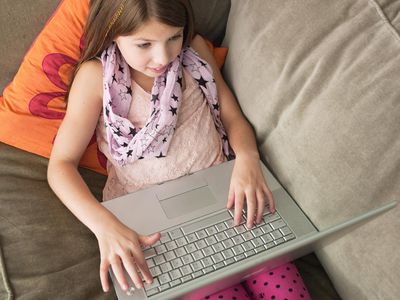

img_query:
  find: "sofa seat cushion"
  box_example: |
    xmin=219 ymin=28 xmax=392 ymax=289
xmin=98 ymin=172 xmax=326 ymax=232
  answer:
xmin=0 ymin=142 xmax=111 ymax=299
xmin=222 ymin=0 xmax=400 ymax=299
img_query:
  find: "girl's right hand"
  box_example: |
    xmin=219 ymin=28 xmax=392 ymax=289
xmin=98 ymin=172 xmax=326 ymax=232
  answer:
xmin=95 ymin=218 xmax=161 ymax=292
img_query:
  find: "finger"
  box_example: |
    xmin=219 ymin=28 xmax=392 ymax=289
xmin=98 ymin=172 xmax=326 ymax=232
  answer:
xmin=121 ymin=252 xmax=143 ymax=289
xmin=110 ymin=256 xmax=129 ymax=291
xmin=133 ymin=250 xmax=153 ymax=284
xmin=137 ymin=233 xmax=160 ymax=283
xmin=256 ymin=189 xmax=265 ymax=224
xmin=100 ymin=260 xmax=110 ymax=292
xmin=226 ymin=186 xmax=235 ymax=209
xmin=234 ymin=191 xmax=245 ymax=226
xmin=139 ymin=232 xmax=161 ymax=247
xmin=245 ymin=189 xmax=257 ymax=228
xmin=264 ymin=185 xmax=276 ymax=213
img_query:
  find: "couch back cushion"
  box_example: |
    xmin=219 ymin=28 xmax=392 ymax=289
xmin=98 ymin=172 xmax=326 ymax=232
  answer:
xmin=223 ymin=0 xmax=400 ymax=228
xmin=0 ymin=0 xmax=230 ymax=175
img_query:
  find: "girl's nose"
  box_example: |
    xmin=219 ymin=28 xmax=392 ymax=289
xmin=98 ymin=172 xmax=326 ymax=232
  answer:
xmin=153 ymin=46 xmax=170 ymax=66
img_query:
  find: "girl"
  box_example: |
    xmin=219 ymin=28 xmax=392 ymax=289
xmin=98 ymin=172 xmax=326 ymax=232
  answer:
xmin=48 ymin=0 xmax=311 ymax=299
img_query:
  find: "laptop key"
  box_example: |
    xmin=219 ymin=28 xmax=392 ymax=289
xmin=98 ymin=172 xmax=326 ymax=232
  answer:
xmin=214 ymin=262 xmax=225 ymax=270
xmin=153 ymin=254 xmax=166 ymax=265
xmin=224 ymin=258 xmax=236 ymax=265
xmin=181 ymin=254 xmax=194 ymax=265
xmin=245 ymin=249 xmax=256 ymax=257
xmin=158 ymin=273 xmax=171 ymax=285
xmin=222 ymin=249 xmax=234 ymax=259
xmin=155 ymin=244 xmax=167 ymax=255
xmin=144 ymin=248 xmax=156 ymax=259
xmin=242 ymin=231 xmax=254 ymax=241
xmin=212 ymin=242 xmax=224 ymax=253
xmin=192 ymin=270 xmax=203 ymax=278
xmin=164 ymin=250 xmax=176 ymax=261
xmin=232 ymin=245 xmax=244 ymax=255
xmin=251 ymin=237 xmax=264 ymax=248
xmin=174 ymin=247 xmax=187 ymax=257
xmin=176 ymin=236 xmax=188 ymax=247
xmin=261 ymin=233 xmax=274 ymax=243
xmin=205 ymin=226 xmax=217 ymax=236
xmin=211 ymin=253 xmax=224 ymax=263
xmin=271 ymin=219 xmax=287 ymax=230
xmin=160 ymin=262 xmax=173 ymax=273
xmin=169 ymin=269 xmax=182 ymax=281
xmin=146 ymin=288 xmax=159 ymax=297
xmin=251 ymin=227 xmax=264 ymax=237
xmin=192 ymin=249 xmax=204 ymax=261
xmin=201 ymin=257 xmax=214 ymax=267
xmin=232 ymin=235 xmax=245 ymax=245
xmin=235 ymin=253 xmax=246 ymax=261
xmin=160 ymin=233 xmax=171 ymax=243
xmin=202 ymin=246 xmax=215 ymax=256
xmin=280 ymin=226 xmax=293 ymax=236
xmin=222 ymin=238 xmax=235 ymax=249
xmin=169 ymin=228 xmax=184 ymax=239
xmin=158 ymin=283 xmax=171 ymax=292
xmin=180 ymin=265 xmax=192 ymax=276
xmin=271 ymin=230 xmax=283 ymax=239
xmin=196 ymin=229 xmax=208 ymax=239
xmin=285 ymin=233 xmax=296 ymax=241
xmin=191 ymin=261 xmax=203 ymax=271
xmin=234 ymin=225 xmax=246 ymax=234
xmin=181 ymin=275 xmax=192 ymax=283
xmin=150 ymin=266 xmax=162 ymax=277
xmin=205 ymin=235 xmax=218 ymax=245
xmin=170 ymin=279 xmax=181 ymax=287
xmin=171 ymin=258 xmax=183 ymax=269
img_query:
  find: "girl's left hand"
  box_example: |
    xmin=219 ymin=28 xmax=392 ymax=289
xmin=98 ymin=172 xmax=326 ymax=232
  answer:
xmin=227 ymin=155 xmax=276 ymax=228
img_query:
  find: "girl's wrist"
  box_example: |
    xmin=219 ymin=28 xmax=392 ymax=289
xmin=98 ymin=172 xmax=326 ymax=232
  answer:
xmin=234 ymin=150 xmax=260 ymax=161
xmin=88 ymin=208 xmax=119 ymax=238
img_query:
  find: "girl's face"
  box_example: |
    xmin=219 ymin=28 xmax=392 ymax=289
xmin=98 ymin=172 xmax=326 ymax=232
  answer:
xmin=114 ymin=18 xmax=184 ymax=79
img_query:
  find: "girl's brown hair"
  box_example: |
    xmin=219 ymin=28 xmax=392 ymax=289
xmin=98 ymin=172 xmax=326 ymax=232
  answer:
xmin=67 ymin=0 xmax=195 ymax=100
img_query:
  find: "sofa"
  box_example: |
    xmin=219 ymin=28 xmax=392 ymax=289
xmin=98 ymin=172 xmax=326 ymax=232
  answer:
xmin=1 ymin=0 xmax=399 ymax=299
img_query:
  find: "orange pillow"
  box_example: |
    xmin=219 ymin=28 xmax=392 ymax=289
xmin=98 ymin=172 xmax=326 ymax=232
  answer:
xmin=0 ymin=0 xmax=227 ymax=175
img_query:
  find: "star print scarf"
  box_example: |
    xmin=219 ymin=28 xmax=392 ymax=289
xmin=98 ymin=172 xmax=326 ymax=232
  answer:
xmin=101 ymin=42 xmax=234 ymax=165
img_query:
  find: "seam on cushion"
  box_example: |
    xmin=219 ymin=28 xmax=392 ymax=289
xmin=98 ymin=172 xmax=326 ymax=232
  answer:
xmin=368 ymin=0 xmax=400 ymax=42
xmin=0 ymin=244 xmax=14 ymax=300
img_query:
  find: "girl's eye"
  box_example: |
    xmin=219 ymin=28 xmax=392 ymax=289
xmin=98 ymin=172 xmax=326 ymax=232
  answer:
xmin=170 ymin=34 xmax=183 ymax=41
xmin=137 ymin=43 xmax=151 ymax=49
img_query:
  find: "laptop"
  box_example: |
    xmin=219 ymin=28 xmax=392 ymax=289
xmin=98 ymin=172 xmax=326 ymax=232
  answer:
xmin=101 ymin=159 xmax=397 ymax=300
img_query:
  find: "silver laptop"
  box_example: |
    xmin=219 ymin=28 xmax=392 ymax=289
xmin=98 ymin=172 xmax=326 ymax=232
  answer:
xmin=102 ymin=159 xmax=397 ymax=300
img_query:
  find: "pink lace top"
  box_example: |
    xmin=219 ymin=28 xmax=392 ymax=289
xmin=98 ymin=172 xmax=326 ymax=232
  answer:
xmin=97 ymin=69 xmax=226 ymax=201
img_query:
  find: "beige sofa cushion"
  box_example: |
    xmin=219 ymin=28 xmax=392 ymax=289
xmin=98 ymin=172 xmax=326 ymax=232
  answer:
xmin=223 ymin=0 xmax=400 ymax=299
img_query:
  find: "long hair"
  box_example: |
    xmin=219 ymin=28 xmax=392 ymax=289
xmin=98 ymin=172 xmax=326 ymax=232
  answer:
xmin=67 ymin=0 xmax=195 ymax=100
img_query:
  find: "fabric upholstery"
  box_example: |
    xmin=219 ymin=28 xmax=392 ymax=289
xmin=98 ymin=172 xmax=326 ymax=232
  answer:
xmin=0 ymin=142 xmax=110 ymax=299
xmin=222 ymin=0 xmax=400 ymax=299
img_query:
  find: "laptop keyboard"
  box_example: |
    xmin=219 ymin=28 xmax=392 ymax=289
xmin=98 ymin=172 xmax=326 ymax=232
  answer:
xmin=140 ymin=209 xmax=295 ymax=297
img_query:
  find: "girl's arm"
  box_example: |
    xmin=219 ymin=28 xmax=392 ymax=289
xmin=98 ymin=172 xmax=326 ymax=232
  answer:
xmin=47 ymin=61 xmax=159 ymax=293
xmin=191 ymin=35 xmax=276 ymax=228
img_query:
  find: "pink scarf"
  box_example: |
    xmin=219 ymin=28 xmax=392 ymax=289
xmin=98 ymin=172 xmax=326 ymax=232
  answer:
xmin=101 ymin=42 xmax=234 ymax=165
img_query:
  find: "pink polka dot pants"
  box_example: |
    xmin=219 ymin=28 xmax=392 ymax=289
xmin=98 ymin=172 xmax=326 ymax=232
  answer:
xmin=201 ymin=262 xmax=311 ymax=300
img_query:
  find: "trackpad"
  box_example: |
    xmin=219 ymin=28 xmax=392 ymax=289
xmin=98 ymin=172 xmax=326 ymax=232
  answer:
xmin=160 ymin=186 xmax=216 ymax=219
